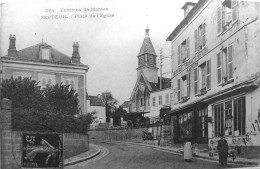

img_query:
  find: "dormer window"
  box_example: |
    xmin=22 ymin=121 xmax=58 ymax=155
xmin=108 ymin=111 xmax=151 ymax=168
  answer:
xmin=42 ymin=48 xmax=50 ymax=60
xmin=39 ymin=45 xmax=51 ymax=60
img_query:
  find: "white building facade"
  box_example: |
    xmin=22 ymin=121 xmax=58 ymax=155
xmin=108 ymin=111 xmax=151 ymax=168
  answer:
xmin=167 ymin=0 xmax=260 ymax=156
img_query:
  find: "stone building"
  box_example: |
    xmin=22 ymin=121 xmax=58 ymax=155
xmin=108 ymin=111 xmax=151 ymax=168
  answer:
xmin=0 ymin=35 xmax=89 ymax=112
xmin=86 ymin=94 xmax=106 ymax=129
xmin=167 ymin=0 xmax=260 ymax=156
xmin=129 ymin=27 xmax=171 ymax=122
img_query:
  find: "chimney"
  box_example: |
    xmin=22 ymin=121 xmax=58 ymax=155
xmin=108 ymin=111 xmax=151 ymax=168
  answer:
xmin=181 ymin=2 xmax=196 ymax=18
xmin=71 ymin=42 xmax=80 ymax=64
xmin=8 ymin=34 xmax=18 ymax=57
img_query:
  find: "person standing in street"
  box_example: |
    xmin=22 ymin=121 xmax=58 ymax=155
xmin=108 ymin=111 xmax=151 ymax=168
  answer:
xmin=183 ymin=139 xmax=193 ymax=162
xmin=217 ymin=136 xmax=228 ymax=166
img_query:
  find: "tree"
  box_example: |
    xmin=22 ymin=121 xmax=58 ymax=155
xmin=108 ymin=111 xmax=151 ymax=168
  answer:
xmin=43 ymin=83 xmax=80 ymax=116
xmin=1 ymin=77 xmax=90 ymax=133
xmin=98 ymin=91 xmax=118 ymax=122
xmin=76 ymin=110 xmax=97 ymax=133
xmin=1 ymin=77 xmax=45 ymax=111
xmin=113 ymin=106 xmax=127 ymax=126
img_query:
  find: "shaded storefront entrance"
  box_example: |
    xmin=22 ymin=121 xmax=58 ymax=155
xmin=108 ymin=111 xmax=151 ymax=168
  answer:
xmin=172 ymin=106 xmax=209 ymax=144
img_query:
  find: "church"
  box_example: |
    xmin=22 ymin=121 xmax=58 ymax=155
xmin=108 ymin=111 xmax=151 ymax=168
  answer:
xmin=129 ymin=27 xmax=171 ymax=124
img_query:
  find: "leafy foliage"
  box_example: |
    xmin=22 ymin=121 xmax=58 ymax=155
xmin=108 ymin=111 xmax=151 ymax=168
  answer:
xmin=98 ymin=91 xmax=118 ymax=122
xmin=43 ymin=84 xmax=80 ymax=116
xmin=1 ymin=77 xmax=94 ymax=133
xmin=1 ymin=77 xmax=45 ymax=111
xmin=113 ymin=106 xmax=127 ymax=126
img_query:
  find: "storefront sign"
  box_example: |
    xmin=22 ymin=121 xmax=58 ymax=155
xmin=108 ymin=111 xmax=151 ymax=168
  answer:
xmin=22 ymin=132 xmax=63 ymax=168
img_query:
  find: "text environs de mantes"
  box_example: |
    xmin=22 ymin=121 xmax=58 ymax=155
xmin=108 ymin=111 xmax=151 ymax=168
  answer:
xmin=60 ymin=7 xmax=109 ymax=12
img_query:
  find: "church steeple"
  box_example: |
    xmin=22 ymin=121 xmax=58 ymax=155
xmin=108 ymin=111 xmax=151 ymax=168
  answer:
xmin=136 ymin=27 xmax=158 ymax=83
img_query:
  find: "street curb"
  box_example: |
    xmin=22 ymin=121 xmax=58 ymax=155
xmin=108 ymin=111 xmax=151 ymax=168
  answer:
xmin=101 ymin=140 xmax=259 ymax=167
xmin=64 ymin=145 xmax=101 ymax=167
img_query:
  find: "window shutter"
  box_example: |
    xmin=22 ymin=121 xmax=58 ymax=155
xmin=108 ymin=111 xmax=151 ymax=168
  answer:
xmin=187 ymin=71 xmax=190 ymax=98
xmin=194 ymin=67 xmax=198 ymax=94
xmin=178 ymin=45 xmax=181 ymax=65
xmin=198 ymin=26 xmax=201 ymax=49
xmin=204 ymin=23 xmax=207 ymax=47
xmin=206 ymin=59 xmax=211 ymax=89
xmin=217 ymin=52 xmax=222 ymax=84
xmin=177 ymin=79 xmax=181 ymax=102
xmin=217 ymin=6 xmax=222 ymax=34
xmin=227 ymin=45 xmax=233 ymax=80
xmin=195 ymin=29 xmax=198 ymax=52
xmin=202 ymin=23 xmax=206 ymax=47
xmin=187 ymin=38 xmax=190 ymax=60
xmin=232 ymin=0 xmax=238 ymax=21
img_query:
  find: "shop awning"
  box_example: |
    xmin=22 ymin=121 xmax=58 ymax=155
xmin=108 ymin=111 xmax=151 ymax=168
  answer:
xmin=169 ymin=77 xmax=260 ymax=116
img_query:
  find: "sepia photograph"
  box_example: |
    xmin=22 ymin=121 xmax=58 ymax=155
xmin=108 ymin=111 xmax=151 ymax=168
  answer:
xmin=0 ymin=0 xmax=260 ymax=168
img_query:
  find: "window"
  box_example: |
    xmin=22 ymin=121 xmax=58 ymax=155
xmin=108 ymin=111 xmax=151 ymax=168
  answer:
xmin=217 ymin=52 xmax=222 ymax=84
xmin=217 ymin=6 xmax=222 ymax=34
xmin=177 ymin=73 xmax=190 ymax=102
xmin=198 ymin=108 xmax=208 ymax=137
xmin=178 ymin=38 xmax=190 ymax=65
xmin=206 ymin=59 xmax=211 ymax=89
xmin=148 ymin=56 xmax=154 ymax=64
xmin=177 ymin=79 xmax=181 ymax=102
xmin=159 ymin=95 xmax=162 ymax=105
xmin=165 ymin=94 xmax=169 ymax=104
xmin=178 ymin=112 xmax=193 ymax=139
xmin=42 ymin=48 xmax=50 ymax=60
xmin=213 ymin=96 xmax=246 ymax=137
xmin=218 ymin=0 xmax=239 ymax=33
xmin=194 ymin=29 xmax=198 ymax=52
xmin=197 ymin=59 xmax=211 ymax=93
xmin=140 ymin=97 xmax=144 ymax=107
xmin=13 ymin=72 xmax=31 ymax=79
xmin=194 ymin=67 xmax=198 ymax=95
xmin=217 ymin=45 xmax=233 ymax=84
xmin=152 ymin=97 xmax=156 ymax=106
xmin=38 ymin=74 xmax=55 ymax=88
xmin=199 ymin=63 xmax=206 ymax=89
xmin=170 ymin=93 xmax=174 ymax=105
xmin=198 ymin=23 xmax=206 ymax=50
xmin=61 ymin=76 xmax=78 ymax=91
xmin=139 ymin=56 xmax=145 ymax=66
xmin=233 ymin=96 xmax=246 ymax=136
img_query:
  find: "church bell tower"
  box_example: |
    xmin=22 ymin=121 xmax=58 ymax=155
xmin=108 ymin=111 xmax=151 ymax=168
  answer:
xmin=137 ymin=27 xmax=158 ymax=83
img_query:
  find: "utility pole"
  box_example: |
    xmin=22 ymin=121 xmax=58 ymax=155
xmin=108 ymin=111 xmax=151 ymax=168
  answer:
xmin=159 ymin=49 xmax=171 ymax=90
xmin=159 ymin=49 xmax=163 ymax=90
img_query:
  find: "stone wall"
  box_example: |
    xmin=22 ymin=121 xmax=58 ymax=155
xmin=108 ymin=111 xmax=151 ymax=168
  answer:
xmin=0 ymin=99 xmax=89 ymax=169
xmin=88 ymin=128 xmax=147 ymax=143
xmin=88 ymin=125 xmax=172 ymax=145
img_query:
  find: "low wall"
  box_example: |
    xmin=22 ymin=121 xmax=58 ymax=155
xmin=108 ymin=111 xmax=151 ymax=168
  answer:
xmin=0 ymin=99 xmax=89 ymax=169
xmin=63 ymin=133 xmax=89 ymax=159
xmin=1 ymin=131 xmax=89 ymax=169
xmin=88 ymin=128 xmax=147 ymax=143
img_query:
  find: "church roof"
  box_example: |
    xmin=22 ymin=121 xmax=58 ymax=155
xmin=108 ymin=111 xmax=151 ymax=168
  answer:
xmin=149 ymin=77 xmax=171 ymax=92
xmin=121 ymin=101 xmax=130 ymax=108
xmin=138 ymin=27 xmax=156 ymax=57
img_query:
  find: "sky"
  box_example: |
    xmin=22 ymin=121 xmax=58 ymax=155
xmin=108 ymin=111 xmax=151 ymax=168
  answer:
xmin=0 ymin=0 xmax=198 ymax=104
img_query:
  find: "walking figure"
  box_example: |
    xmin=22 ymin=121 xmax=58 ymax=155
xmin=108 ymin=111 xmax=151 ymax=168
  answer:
xmin=183 ymin=139 xmax=193 ymax=162
xmin=217 ymin=136 xmax=228 ymax=166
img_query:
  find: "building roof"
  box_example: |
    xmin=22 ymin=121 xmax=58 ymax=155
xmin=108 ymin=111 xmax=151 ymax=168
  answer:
xmin=138 ymin=27 xmax=156 ymax=57
xmin=149 ymin=77 xmax=171 ymax=92
xmin=166 ymin=0 xmax=207 ymax=41
xmin=2 ymin=42 xmax=88 ymax=67
xmin=89 ymin=96 xmax=105 ymax=107
xmin=121 ymin=101 xmax=130 ymax=108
